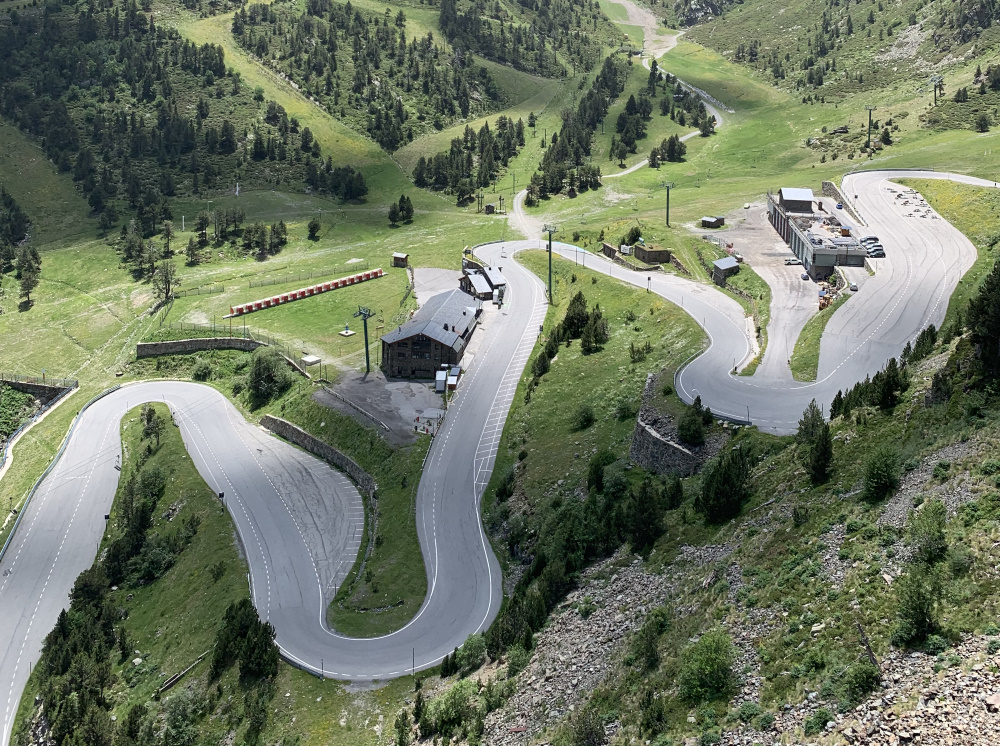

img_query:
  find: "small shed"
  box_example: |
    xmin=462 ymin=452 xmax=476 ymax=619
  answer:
xmin=392 ymin=252 xmax=409 ymax=268
xmin=461 ymin=270 xmax=493 ymax=300
xmin=778 ymin=187 xmax=814 ymax=213
xmin=482 ymin=266 xmax=506 ymax=291
xmin=485 ymin=204 xmax=496 ymax=215
xmin=435 ymin=369 xmax=447 ymax=393
xmin=711 ymin=256 xmax=740 ymax=287
xmin=701 ymin=216 xmax=725 ymax=229
xmin=634 ymin=244 xmax=671 ymax=264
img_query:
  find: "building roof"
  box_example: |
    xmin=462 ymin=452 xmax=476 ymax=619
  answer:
xmin=382 ymin=289 xmax=480 ymax=351
xmin=465 ymin=271 xmax=492 ymax=295
xmin=482 ymin=266 xmax=506 ymax=288
xmin=779 ymin=187 xmax=815 ymax=203
xmin=392 ymin=252 xmax=409 ymax=259
xmin=713 ymin=256 xmax=739 ymax=271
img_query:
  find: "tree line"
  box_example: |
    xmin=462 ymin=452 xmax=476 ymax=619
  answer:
xmin=233 ymin=0 xmax=506 ymax=151
xmin=525 ymin=54 xmax=629 ymax=204
xmin=0 ymin=0 xmax=365 ymax=244
xmin=412 ymin=115 xmax=524 ymax=202
xmin=439 ymin=0 xmax=610 ymax=78
xmin=0 ymin=187 xmax=39 ymax=308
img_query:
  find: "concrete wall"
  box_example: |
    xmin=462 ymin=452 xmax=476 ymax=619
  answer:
xmin=822 ymin=180 xmax=865 ymax=226
xmin=136 ymin=337 xmax=263 ymax=358
xmin=629 ymin=419 xmax=701 ymax=477
xmin=261 ymin=415 xmax=378 ymax=498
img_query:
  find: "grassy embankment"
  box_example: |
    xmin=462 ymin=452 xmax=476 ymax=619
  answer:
xmin=483 ymin=249 xmax=710 ymax=567
xmin=789 ymin=291 xmax=851 ymax=382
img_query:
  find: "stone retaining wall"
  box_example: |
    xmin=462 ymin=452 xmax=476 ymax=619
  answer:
xmin=136 ymin=337 xmax=263 ymax=358
xmin=2 ymin=380 xmax=69 ymax=405
xmin=822 ymin=180 xmax=865 ymax=226
xmin=260 ymin=415 xmax=377 ymax=498
xmin=629 ymin=418 xmax=701 ymax=476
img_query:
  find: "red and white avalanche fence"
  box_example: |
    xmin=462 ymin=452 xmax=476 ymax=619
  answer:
xmin=226 ymin=268 xmax=385 ymax=317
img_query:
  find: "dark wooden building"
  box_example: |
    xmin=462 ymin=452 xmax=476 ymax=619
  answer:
xmin=381 ymin=290 xmax=481 ymax=378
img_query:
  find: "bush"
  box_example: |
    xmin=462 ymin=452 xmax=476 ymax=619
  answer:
xmin=948 ymin=544 xmax=973 ymax=576
xmin=630 ymin=607 xmax=669 ymax=671
xmin=737 ymin=701 xmax=762 ymax=723
xmin=506 ymin=646 xmax=530 ymax=676
xmin=891 ymin=564 xmax=940 ymax=647
xmin=924 ymin=634 xmax=948 ymax=655
xmin=587 ymin=450 xmax=616 ymax=492
xmin=838 ymin=661 xmax=880 ymax=708
xmin=664 ymin=472 xmax=684 ymax=509
xmin=531 ymin=351 xmax=551 ymax=378
xmin=987 ymin=639 xmax=1000 ymax=655
xmin=191 ymin=358 xmax=212 ymax=381
xmin=422 ymin=679 xmax=477 ymax=736
xmin=804 ymin=707 xmax=833 ymax=736
xmin=569 ymin=707 xmax=605 ymax=746
xmin=696 ymin=444 xmax=754 ymax=523
xmin=861 ymin=446 xmax=900 ymax=502
xmin=677 ymin=405 xmax=706 ymax=446
xmin=908 ymin=499 xmax=947 ymax=565
xmin=755 ymin=712 xmax=775 ymax=731
xmin=246 ymin=347 xmax=293 ymax=406
xmin=677 ymin=629 xmax=734 ymax=703
xmin=573 ymin=404 xmax=596 ymax=430
xmin=455 ymin=633 xmax=486 ymax=675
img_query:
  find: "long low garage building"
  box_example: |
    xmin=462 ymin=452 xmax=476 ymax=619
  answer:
xmin=381 ymin=289 xmax=482 ymax=378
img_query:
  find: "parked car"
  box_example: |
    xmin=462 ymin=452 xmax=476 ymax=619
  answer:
xmin=860 ymin=235 xmax=880 ymax=244
xmin=836 ymin=202 xmax=843 ymax=209
xmin=868 ymin=250 xmax=885 ymax=258
xmin=784 ymin=257 xmax=803 ymax=265
xmin=850 ymin=282 xmax=858 ymax=292
xmin=801 ymin=272 xmax=810 ymax=281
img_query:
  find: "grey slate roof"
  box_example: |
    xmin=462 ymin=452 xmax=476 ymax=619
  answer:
xmin=466 ymin=271 xmax=492 ymax=295
xmin=382 ymin=289 xmax=479 ymax=351
xmin=713 ymin=256 xmax=739 ymax=271
xmin=482 ymin=266 xmax=506 ymax=288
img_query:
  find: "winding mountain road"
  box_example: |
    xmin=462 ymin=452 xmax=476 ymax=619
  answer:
xmin=1 ymin=0 xmax=997 ymax=734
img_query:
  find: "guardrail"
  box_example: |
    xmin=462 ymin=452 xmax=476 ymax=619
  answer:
xmin=0 ymin=385 xmax=120 ymax=564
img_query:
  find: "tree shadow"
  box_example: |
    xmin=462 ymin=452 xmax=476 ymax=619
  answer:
xmin=18 ymin=298 xmax=33 ymax=312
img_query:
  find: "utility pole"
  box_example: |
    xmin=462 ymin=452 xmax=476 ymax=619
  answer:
xmin=354 ymin=306 xmax=376 ymax=374
xmin=663 ymin=181 xmax=675 ymax=226
xmin=543 ymin=224 xmax=558 ymax=304
xmin=865 ymin=106 xmax=876 ymax=149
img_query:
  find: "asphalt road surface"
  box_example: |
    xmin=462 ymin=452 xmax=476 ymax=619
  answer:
xmin=0 ymin=258 xmax=547 ymax=746
xmin=514 ymin=170 xmax=990 ymax=430
xmin=0 ymin=170 xmax=994 ymax=745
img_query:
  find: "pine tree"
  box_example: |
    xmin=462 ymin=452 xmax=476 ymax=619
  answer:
xmin=809 ymin=423 xmax=833 ymax=484
xmin=796 ymin=399 xmax=825 ymax=444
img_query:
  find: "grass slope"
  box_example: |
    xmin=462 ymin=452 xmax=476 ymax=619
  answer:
xmin=790 ymin=290 xmax=850 ymax=382
xmin=483 ymin=249 xmax=706 ymax=564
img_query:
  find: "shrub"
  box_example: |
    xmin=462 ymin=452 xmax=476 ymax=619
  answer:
xmin=191 ymin=358 xmax=212 ymax=381
xmin=981 ymin=459 xmax=1000 ymax=475
xmin=948 ymin=544 xmax=973 ymax=576
xmin=246 ymin=347 xmax=293 ymax=407
xmin=573 ymin=404 xmax=596 ymax=430
xmin=933 ymin=460 xmax=951 ymax=479
xmin=891 ymin=564 xmax=940 ymax=647
xmin=506 ymin=646 xmax=530 ymax=676
xmin=924 ymin=634 xmax=948 ymax=655
xmin=677 ymin=629 xmax=734 ymax=703
xmin=909 ymin=499 xmax=947 ymax=565
xmin=664 ymin=472 xmax=684 ymax=509
xmin=737 ymin=701 xmax=762 ymax=723
xmin=755 ymin=712 xmax=775 ymax=731
xmin=677 ymin=405 xmax=706 ymax=446
xmin=587 ymin=450 xmax=617 ymax=492
xmin=861 ymin=446 xmax=900 ymax=502
xmin=696 ymin=444 xmax=754 ymax=523
xmin=423 ymin=679 xmax=477 ymax=736
xmin=531 ymin=351 xmax=551 ymax=378
xmin=455 ymin=633 xmax=486 ymax=675
xmin=570 ymin=707 xmax=606 ymax=746
xmin=613 ymin=395 xmax=637 ymax=421
xmin=987 ymin=639 xmax=1000 ymax=655
xmin=804 ymin=708 xmax=832 ymax=736
xmin=630 ymin=607 xmax=669 ymax=671
xmin=838 ymin=661 xmax=880 ymax=708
